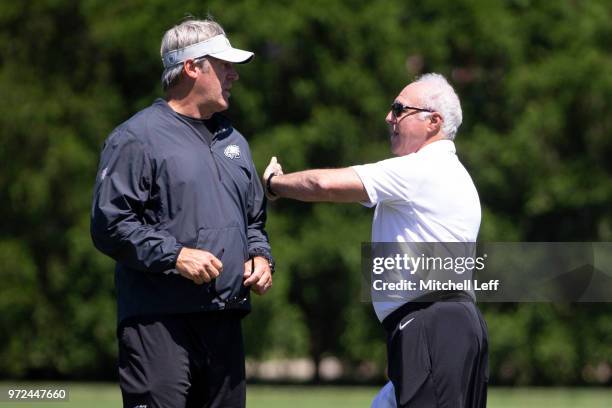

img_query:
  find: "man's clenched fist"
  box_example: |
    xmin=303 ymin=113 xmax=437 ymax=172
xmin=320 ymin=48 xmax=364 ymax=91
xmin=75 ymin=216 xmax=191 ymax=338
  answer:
xmin=175 ymin=248 xmax=223 ymax=285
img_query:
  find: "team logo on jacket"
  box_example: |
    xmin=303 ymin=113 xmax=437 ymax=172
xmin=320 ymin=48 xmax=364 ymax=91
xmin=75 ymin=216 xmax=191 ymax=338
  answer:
xmin=224 ymin=144 xmax=241 ymax=159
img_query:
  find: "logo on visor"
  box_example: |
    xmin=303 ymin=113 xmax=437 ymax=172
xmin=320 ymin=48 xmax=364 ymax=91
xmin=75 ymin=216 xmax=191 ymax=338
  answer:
xmin=224 ymin=144 xmax=241 ymax=159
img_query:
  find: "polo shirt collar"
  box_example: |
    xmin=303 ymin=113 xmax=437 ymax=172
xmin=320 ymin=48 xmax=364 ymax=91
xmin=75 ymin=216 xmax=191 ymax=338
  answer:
xmin=417 ymin=139 xmax=455 ymax=155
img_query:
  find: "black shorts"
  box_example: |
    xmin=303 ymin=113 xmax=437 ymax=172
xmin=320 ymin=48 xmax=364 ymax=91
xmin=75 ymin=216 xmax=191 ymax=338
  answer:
xmin=383 ymin=294 xmax=489 ymax=407
xmin=118 ymin=311 xmax=245 ymax=408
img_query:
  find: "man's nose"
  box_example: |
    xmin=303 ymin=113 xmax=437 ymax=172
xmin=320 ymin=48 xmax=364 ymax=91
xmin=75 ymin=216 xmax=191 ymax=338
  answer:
xmin=385 ymin=111 xmax=395 ymax=124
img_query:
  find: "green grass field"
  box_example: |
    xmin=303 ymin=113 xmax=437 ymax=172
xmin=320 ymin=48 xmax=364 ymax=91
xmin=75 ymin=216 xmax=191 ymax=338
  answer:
xmin=0 ymin=383 xmax=610 ymax=407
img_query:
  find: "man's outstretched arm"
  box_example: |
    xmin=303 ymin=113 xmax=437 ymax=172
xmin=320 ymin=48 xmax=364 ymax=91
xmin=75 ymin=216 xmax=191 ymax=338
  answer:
xmin=263 ymin=157 xmax=369 ymax=203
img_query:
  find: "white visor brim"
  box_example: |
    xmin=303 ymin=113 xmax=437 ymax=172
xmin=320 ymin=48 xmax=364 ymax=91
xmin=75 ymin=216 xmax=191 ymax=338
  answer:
xmin=209 ymin=48 xmax=254 ymax=64
xmin=162 ymin=34 xmax=254 ymax=68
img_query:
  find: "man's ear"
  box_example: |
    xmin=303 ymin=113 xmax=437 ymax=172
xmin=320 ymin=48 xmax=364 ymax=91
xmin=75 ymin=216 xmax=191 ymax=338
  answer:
xmin=183 ymin=59 xmax=200 ymax=79
xmin=428 ymin=113 xmax=443 ymax=133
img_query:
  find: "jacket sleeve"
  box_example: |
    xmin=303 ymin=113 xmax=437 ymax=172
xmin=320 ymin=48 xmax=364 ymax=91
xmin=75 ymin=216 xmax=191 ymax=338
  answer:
xmin=90 ymin=130 xmax=182 ymax=273
xmin=245 ymin=151 xmax=273 ymax=261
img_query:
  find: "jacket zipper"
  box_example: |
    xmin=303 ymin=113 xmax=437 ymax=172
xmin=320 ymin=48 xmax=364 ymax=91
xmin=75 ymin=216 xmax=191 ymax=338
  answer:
xmin=179 ymin=114 xmax=223 ymax=182
xmin=209 ymin=141 xmax=222 ymax=182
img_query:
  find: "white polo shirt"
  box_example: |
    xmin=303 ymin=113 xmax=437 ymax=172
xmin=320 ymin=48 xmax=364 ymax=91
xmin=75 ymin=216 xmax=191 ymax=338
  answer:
xmin=352 ymin=140 xmax=481 ymax=321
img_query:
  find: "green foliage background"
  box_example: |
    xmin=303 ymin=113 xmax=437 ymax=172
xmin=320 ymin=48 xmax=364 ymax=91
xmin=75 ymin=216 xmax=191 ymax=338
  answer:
xmin=1 ymin=0 xmax=610 ymax=385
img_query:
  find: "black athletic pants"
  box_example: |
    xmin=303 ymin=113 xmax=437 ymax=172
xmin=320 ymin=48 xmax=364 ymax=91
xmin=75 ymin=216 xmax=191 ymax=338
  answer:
xmin=383 ymin=293 xmax=489 ymax=407
xmin=118 ymin=311 xmax=245 ymax=408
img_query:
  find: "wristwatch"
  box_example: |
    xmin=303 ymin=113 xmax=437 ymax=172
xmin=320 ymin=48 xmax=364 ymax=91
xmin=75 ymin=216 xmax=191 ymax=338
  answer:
xmin=266 ymin=173 xmax=277 ymax=197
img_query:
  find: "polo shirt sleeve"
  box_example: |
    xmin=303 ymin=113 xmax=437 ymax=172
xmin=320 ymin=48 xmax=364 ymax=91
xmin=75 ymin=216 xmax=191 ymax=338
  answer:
xmin=352 ymin=156 xmax=419 ymax=207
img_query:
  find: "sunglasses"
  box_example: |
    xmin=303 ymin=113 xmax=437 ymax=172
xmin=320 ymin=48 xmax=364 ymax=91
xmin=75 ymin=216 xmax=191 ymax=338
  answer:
xmin=391 ymin=101 xmax=433 ymax=118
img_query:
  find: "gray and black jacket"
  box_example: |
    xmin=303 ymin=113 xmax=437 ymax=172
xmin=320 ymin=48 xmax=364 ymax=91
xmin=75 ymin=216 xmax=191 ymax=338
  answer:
xmin=91 ymin=99 xmax=272 ymax=324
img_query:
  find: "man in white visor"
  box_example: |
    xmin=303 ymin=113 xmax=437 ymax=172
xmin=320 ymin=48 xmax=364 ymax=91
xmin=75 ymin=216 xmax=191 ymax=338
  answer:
xmin=91 ymin=18 xmax=274 ymax=408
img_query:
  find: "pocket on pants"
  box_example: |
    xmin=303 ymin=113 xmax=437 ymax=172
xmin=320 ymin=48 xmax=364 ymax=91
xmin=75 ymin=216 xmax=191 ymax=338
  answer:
xmin=388 ymin=311 xmax=437 ymax=407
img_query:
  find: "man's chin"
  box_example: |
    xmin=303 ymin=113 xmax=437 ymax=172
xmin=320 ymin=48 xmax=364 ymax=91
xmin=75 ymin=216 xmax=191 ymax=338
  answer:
xmin=391 ymin=143 xmax=411 ymax=156
xmin=215 ymin=98 xmax=230 ymax=112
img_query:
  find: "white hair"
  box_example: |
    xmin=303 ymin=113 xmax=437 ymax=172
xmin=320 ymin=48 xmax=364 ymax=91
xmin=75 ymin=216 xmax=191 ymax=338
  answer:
xmin=414 ymin=73 xmax=463 ymax=140
xmin=160 ymin=18 xmax=225 ymax=91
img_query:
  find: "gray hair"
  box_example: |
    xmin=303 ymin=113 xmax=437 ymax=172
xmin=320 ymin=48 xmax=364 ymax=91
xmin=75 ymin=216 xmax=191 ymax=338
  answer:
xmin=414 ymin=73 xmax=463 ymax=140
xmin=160 ymin=18 xmax=226 ymax=91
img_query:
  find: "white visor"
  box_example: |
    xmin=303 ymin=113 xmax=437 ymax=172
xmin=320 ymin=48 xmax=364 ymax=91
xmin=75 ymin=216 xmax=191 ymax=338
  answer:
xmin=162 ymin=34 xmax=254 ymax=68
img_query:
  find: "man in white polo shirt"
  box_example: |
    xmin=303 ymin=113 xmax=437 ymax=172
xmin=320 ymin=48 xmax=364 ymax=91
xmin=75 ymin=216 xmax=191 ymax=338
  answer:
xmin=263 ymin=73 xmax=488 ymax=407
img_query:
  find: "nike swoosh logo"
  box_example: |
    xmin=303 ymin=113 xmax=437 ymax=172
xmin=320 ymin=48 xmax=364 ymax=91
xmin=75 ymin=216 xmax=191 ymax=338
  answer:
xmin=399 ymin=317 xmax=415 ymax=330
